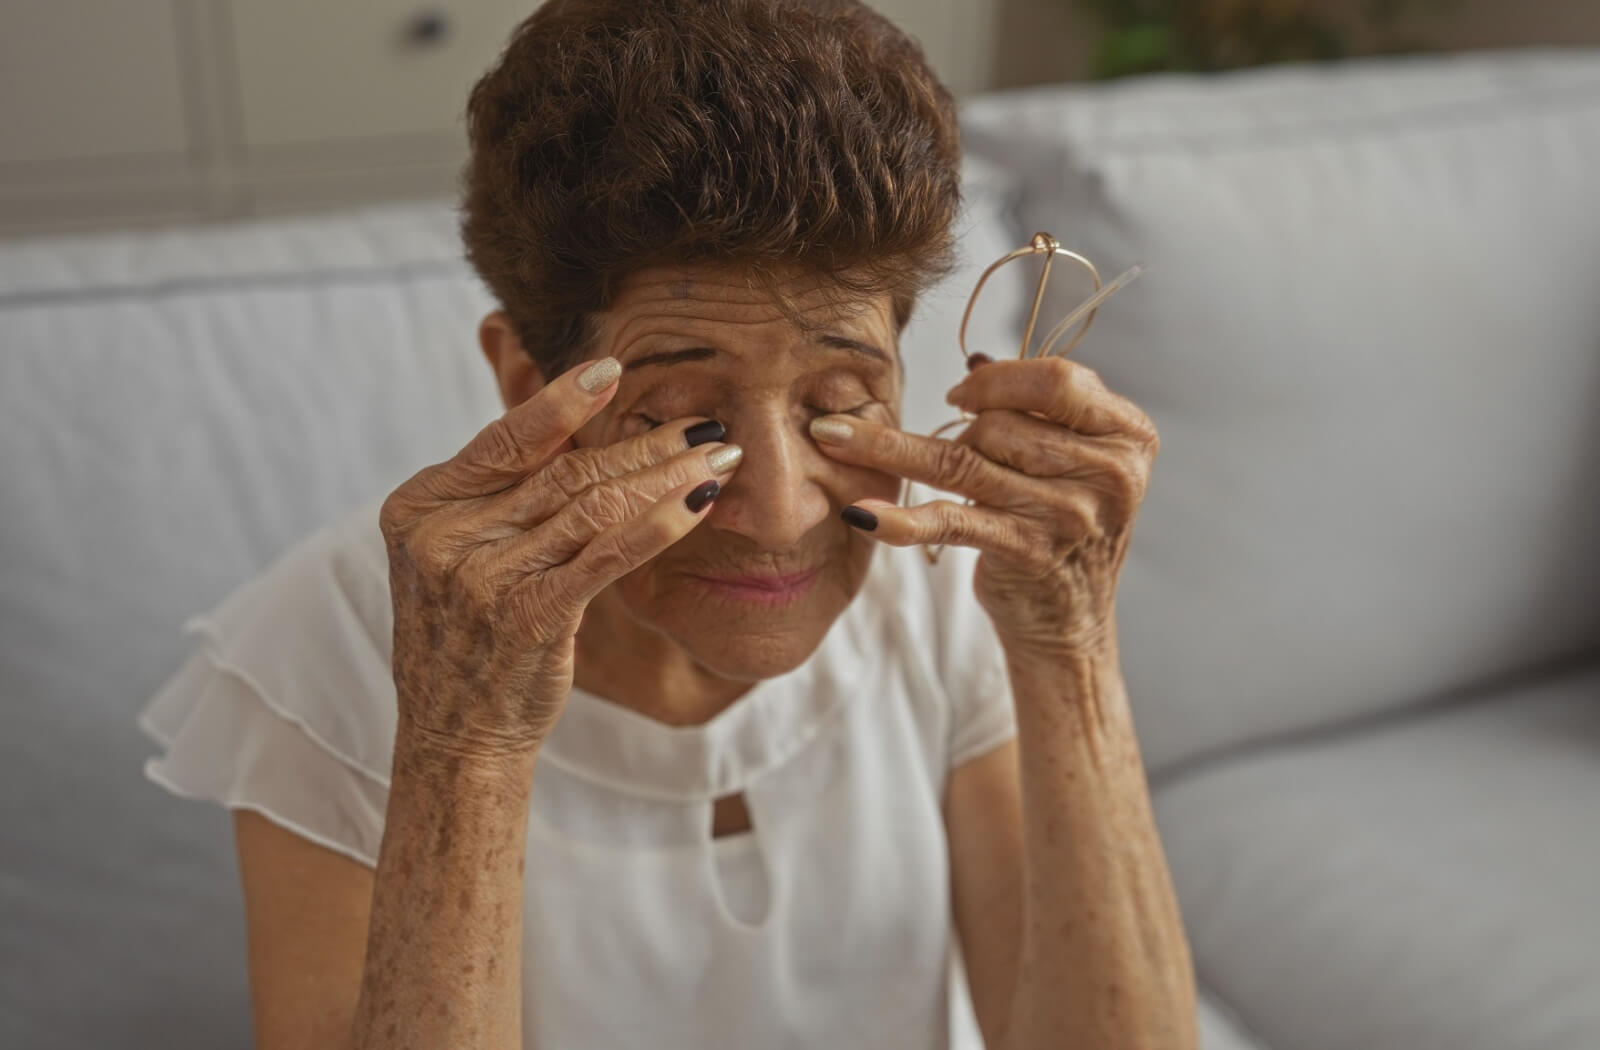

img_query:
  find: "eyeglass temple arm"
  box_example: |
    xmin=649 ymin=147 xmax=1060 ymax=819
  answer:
xmin=1035 ymin=263 xmax=1147 ymax=359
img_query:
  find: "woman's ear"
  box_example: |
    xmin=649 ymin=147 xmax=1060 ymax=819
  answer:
xmin=478 ymin=311 xmax=548 ymax=410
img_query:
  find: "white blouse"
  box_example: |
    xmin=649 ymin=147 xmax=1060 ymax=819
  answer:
xmin=139 ymin=489 xmax=1018 ymax=1049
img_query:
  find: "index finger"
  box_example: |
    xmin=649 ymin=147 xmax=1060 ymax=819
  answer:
xmin=427 ymin=357 xmax=624 ymax=502
xmin=809 ymin=414 xmax=1042 ymax=509
xmin=946 ymin=357 xmax=1138 ymax=439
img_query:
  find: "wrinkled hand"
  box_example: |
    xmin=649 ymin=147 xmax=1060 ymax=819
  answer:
xmin=811 ymin=356 xmax=1159 ymax=656
xmin=379 ymin=359 xmax=740 ymax=758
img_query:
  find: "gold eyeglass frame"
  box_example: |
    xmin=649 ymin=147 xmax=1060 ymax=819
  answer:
xmin=916 ymin=232 xmax=1146 ymax=565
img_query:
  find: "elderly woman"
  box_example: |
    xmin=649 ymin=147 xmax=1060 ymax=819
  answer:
xmin=140 ymin=0 xmax=1195 ymax=1047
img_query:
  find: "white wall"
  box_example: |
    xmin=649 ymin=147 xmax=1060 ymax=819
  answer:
xmin=871 ymin=0 xmax=1000 ymax=98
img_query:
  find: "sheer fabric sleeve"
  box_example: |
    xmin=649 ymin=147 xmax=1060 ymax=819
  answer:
xmin=137 ymin=499 xmax=398 ymax=867
xmin=922 ymin=540 xmax=1018 ymax=772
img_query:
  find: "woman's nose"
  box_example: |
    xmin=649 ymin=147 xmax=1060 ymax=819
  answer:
xmin=706 ymin=413 xmax=833 ymax=550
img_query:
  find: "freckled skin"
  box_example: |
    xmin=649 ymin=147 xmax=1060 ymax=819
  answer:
xmin=351 ymin=265 xmax=907 ymax=1049
xmin=431 ymin=818 xmax=453 ymax=862
xmin=352 ymin=744 xmax=534 ymax=1049
xmin=996 ymin=646 xmax=1199 ymax=1049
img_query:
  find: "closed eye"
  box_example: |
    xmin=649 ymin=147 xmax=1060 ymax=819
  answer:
xmin=818 ymin=401 xmax=875 ymax=418
xmin=633 ymin=402 xmax=874 ymax=431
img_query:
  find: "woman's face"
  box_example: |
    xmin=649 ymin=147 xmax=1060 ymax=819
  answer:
xmin=571 ymin=264 xmax=904 ymax=682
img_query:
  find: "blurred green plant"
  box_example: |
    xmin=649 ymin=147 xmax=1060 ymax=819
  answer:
xmin=1077 ymin=0 xmax=1455 ymax=79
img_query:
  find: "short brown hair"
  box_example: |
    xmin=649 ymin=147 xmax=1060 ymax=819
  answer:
xmin=460 ymin=0 xmax=962 ymax=379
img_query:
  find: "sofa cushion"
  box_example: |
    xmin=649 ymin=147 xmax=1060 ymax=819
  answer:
xmin=960 ymin=51 xmax=1600 ymax=772
xmin=1152 ymin=656 xmax=1600 ymax=1050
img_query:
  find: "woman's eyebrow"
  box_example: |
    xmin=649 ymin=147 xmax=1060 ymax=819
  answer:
xmin=622 ymin=347 xmax=719 ymax=371
xmin=622 ymin=334 xmax=893 ymax=372
xmin=815 ymin=333 xmax=895 ymax=367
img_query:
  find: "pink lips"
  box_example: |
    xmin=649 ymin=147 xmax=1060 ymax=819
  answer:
xmin=691 ymin=566 xmax=823 ymax=603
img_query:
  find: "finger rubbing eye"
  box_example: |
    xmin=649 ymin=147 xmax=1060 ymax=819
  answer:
xmin=818 ymin=401 xmax=875 ymax=418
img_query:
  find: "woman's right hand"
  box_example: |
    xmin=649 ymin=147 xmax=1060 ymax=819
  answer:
xmin=378 ymin=356 xmax=740 ymax=759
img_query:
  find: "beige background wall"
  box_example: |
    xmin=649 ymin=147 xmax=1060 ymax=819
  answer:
xmin=0 ymin=0 xmax=1596 ymax=237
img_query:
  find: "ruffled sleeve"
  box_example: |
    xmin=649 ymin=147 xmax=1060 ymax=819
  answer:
xmin=920 ymin=536 xmax=1018 ymax=772
xmin=137 ymin=497 xmax=398 ymax=867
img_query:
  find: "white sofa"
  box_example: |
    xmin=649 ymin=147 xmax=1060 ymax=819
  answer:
xmin=3 ymin=50 xmax=1598 ymax=1049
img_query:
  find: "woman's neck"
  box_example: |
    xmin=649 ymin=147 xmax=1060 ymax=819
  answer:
xmin=571 ymin=589 xmax=755 ymax=727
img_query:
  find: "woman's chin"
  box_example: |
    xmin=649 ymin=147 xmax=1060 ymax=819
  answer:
xmin=659 ymin=587 xmax=850 ymax=681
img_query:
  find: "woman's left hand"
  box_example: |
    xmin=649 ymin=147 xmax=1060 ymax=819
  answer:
xmin=810 ymin=355 xmax=1159 ymax=657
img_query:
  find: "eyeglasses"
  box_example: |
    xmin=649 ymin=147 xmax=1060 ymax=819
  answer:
xmin=918 ymin=232 xmax=1145 ymax=565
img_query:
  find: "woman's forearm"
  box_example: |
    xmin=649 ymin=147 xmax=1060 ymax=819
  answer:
xmin=350 ymin=719 xmax=537 ymax=1050
xmin=1002 ymin=633 xmax=1197 ymax=1050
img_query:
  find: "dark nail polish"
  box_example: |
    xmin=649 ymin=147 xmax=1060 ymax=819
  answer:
xmin=966 ymin=352 xmax=993 ymax=371
xmin=684 ymin=420 xmax=726 ymax=448
xmin=685 ymin=480 xmax=720 ymax=513
xmin=841 ymin=506 xmax=878 ymax=531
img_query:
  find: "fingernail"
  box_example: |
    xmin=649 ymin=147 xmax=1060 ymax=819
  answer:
xmin=685 ymin=480 xmax=720 ymax=513
xmin=705 ymin=444 xmax=743 ymax=474
xmin=841 ymin=506 xmax=878 ymax=531
xmin=966 ymin=352 xmax=993 ymax=371
xmin=576 ymin=357 xmax=622 ymax=394
xmin=810 ymin=417 xmax=854 ymax=444
xmin=684 ymin=420 xmax=726 ymax=447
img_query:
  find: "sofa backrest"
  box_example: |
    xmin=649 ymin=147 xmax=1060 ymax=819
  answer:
xmin=0 ymin=163 xmax=1022 ymax=1046
xmin=961 ymin=50 xmax=1600 ymax=775
xmin=0 ymin=201 xmax=505 ymax=1047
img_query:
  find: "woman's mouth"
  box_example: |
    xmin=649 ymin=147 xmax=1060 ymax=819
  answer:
xmin=688 ymin=566 xmax=824 ymax=604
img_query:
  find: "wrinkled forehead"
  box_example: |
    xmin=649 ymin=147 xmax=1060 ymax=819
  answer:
xmin=601 ymin=262 xmax=895 ymax=338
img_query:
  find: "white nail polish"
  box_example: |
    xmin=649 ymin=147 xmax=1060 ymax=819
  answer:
xmin=576 ymin=357 xmax=622 ymax=394
xmin=705 ymin=445 xmax=744 ymax=474
xmin=810 ymin=417 xmax=853 ymax=444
